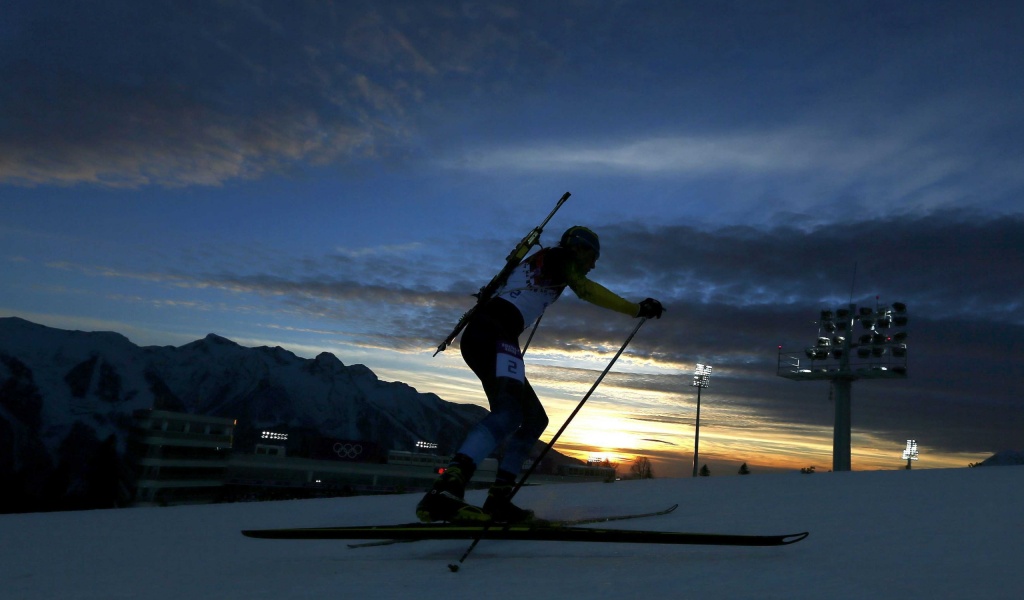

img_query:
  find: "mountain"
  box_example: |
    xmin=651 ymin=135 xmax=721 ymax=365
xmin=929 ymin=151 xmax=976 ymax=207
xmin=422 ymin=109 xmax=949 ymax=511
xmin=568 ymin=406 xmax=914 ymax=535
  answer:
xmin=0 ymin=317 xmax=492 ymax=512
xmin=979 ymin=449 xmax=1024 ymax=466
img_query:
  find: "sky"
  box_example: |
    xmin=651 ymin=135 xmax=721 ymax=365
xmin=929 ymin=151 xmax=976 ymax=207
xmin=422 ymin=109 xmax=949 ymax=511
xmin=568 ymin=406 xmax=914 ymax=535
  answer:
xmin=2 ymin=0 xmax=1022 ymax=478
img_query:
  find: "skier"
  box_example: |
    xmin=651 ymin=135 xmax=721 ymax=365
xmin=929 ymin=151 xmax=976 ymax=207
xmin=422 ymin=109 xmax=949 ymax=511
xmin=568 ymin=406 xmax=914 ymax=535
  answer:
xmin=417 ymin=226 xmax=664 ymax=524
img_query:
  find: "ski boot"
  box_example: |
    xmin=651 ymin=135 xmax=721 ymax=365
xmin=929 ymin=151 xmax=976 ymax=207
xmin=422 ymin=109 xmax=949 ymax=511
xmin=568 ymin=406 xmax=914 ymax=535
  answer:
xmin=483 ymin=482 xmax=535 ymax=523
xmin=416 ymin=456 xmax=491 ymax=524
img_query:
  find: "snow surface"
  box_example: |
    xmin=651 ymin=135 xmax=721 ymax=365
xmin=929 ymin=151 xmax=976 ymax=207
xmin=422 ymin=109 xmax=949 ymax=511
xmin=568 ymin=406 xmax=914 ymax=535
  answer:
xmin=2 ymin=466 xmax=1021 ymax=600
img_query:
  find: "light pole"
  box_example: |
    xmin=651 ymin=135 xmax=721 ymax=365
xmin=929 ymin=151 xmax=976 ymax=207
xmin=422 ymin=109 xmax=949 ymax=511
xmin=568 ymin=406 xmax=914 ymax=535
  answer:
xmin=903 ymin=440 xmax=919 ymax=470
xmin=777 ymin=299 xmax=909 ymax=471
xmin=691 ymin=363 xmax=713 ymax=478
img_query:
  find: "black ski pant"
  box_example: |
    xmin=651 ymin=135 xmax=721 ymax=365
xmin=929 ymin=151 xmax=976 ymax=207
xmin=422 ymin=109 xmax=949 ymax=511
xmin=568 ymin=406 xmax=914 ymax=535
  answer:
xmin=455 ymin=313 xmax=549 ymax=478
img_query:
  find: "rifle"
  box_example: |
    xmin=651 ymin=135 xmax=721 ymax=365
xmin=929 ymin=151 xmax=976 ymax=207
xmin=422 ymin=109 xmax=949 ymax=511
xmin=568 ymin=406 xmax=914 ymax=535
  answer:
xmin=433 ymin=192 xmax=571 ymax=356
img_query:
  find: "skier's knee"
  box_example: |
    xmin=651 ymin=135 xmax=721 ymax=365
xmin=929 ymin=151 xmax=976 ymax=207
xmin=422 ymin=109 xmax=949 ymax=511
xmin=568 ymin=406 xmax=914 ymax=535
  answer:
xmin=521 ymin=413 xmax=548 ymax=440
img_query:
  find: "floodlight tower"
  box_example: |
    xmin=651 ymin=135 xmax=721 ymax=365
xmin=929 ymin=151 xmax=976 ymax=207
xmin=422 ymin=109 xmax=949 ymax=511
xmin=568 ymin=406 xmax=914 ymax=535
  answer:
xmin=903 ymin=440 xmax=919 ymax=470
xmin=777 ymin=300 xmax=908 ymax=471
xmin=691 ymin=363 xmax=713 ymax=478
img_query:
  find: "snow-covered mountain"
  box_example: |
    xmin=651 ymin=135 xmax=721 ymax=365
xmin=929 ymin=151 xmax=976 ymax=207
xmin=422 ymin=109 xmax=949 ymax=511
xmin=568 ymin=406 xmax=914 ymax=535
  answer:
xmin=0 ymin=317 xmax=488 ymax=512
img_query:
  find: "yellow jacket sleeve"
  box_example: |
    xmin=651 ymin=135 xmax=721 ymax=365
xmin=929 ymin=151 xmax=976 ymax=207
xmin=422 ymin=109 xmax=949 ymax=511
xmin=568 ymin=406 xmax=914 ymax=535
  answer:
xmin=566 ymin=263 xmax=640 ymax=317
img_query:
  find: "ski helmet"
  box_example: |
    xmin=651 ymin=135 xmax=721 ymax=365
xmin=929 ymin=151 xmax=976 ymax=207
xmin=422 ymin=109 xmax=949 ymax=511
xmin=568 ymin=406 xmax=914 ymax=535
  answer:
xmin=560 ymin=226 xmax=600 ymax=259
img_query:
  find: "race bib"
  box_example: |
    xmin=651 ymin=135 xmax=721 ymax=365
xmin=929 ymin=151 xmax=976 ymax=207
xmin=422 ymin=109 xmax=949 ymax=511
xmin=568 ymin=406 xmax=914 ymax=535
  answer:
xmin=495 ymin=341 xmax=525 ymax=382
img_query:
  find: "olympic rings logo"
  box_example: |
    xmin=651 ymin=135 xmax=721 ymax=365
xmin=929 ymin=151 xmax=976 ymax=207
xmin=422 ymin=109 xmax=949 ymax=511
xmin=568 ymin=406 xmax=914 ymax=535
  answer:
xmin=333 ymin=442 xmax=364 ymax=459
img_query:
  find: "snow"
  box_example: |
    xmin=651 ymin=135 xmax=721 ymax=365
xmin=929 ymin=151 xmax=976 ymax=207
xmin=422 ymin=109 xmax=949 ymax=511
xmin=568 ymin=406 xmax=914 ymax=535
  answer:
xmin=2 ymin=466 xmax=1021 ymax=599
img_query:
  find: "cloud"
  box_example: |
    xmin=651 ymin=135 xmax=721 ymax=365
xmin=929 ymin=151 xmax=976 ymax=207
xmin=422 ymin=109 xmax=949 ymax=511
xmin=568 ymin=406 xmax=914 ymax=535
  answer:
xmin=30 ymin=185 xmax=1024 ymax=460
xmin=495 ymin=214 xmax=1024 ymax=457
xmin=0 ymin=1 xmax=567 ymax=189
xmin=5 ymin=0 xmax=1021 ymax=212
xmin=596 ymin=213 xmax=1024 ymax=316
xmin=0 ymin=6 xmax=373 ymax=187
xmin=442 ymin=132 xmax=832 ymax=175
xmin=441 ymin=111 xmax=1024 ymax=221
xmin=334 ymin=243 xmax=425 ymax=259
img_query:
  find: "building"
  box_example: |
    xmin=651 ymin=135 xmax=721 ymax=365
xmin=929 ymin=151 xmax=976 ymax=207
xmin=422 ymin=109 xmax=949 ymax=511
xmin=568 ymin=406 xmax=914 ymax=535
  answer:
xmin=129 ymin=409 xmax=235 ymax=506
xmin=557 ymin=463 xmax=617 ymax=482
xmin=129 ymin=412 xmax=618 ymax=506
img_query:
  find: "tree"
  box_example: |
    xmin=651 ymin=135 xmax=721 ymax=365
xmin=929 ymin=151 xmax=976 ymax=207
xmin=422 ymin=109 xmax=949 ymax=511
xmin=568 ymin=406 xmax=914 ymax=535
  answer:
xmin=630 ymin=456 xmax=654 ymax=479
xmin=699 ymin=464 xmax=710 ymax=477
xmin=800 ymin=466 xmax=816 ymax=474
xmin=738 ymin=462 xmax=751 ymax=475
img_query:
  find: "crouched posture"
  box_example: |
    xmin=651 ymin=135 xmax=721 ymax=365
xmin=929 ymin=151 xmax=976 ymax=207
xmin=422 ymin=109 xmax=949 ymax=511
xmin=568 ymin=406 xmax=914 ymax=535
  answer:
xmin=417 ymin=226 xmax=664 ymax=523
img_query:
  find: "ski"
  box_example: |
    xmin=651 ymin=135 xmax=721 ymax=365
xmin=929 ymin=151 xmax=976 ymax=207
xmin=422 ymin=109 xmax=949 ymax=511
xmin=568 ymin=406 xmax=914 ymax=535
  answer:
xmin=242 ymin=518 xmax=807 ymax=548
xmin=434 ymin=191 xmax=571 ymax=356
xmin=344 ymin=503 xmax=679 ymax=549
xmin=243 ymin=525 xmax=807 ymax=547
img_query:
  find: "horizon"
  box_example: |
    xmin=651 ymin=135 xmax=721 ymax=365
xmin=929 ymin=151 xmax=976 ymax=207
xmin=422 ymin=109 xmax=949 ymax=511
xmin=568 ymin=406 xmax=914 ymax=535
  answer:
xmin=1 ymin=315 xmax=996 ymax=479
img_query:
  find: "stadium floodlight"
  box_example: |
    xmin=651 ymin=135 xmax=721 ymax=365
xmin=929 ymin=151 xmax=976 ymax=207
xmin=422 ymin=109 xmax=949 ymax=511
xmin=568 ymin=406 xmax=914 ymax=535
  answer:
xmin=777 ymin=298 xmax=909 ymax=471
xmin=691 ymin=363 xmax=713 ymax=478
xmin=693 ymin=363 xmax=712 ymax=388
xmin=903 ymin=439 xmax=920 ymax=470
xmin=261 ymin=430 xmax=288 ymax=441
xmin=415 ymin=440 xmax=438 ymax=451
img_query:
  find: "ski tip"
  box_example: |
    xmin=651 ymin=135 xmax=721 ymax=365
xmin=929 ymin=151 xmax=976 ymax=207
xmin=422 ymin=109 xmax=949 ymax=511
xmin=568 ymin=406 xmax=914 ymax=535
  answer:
xmin=781 ymin=532 xmax=810 ymax=545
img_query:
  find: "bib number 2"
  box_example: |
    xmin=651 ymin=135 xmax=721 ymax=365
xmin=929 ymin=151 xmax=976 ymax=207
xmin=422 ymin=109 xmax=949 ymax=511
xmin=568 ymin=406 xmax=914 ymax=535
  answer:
xmin=495 ymin=341 xmax=525 ymax=383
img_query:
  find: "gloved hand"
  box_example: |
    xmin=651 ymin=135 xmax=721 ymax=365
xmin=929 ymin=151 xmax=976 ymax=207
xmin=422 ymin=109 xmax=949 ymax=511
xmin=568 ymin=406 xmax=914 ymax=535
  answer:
xmin=636 ymin=298 xmax=664 ymax=319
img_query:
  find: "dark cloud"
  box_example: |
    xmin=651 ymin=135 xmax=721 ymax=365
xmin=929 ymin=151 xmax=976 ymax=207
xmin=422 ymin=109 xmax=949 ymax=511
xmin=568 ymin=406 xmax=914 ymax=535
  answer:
xmin=56 ymin=207 xmax=1016 ymax=458
xmin=9 ymin=0 xmax=1020 ymax=195
xmin=30 ymin=207 xmax=1021 ymax=461
xmin=0 ymin=1 xmax=559 ymax=187
xmin=640 ymin=438 xmax=678 ymax=447
xmin=597 ymin=212 xmax=1023 ymax=315
xmin=436 ymin=213 xmax=1023 ymax=458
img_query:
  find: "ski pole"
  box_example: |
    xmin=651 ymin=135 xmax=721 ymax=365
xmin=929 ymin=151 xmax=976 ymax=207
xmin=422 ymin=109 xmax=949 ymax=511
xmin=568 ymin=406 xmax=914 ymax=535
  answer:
xmin=520 ymin=314 xmax=544 ymax=355
xmin=510 ymin=317 xmax=647 ymax=495
xmin=448 ymin=318 xmax=648 ymax=572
